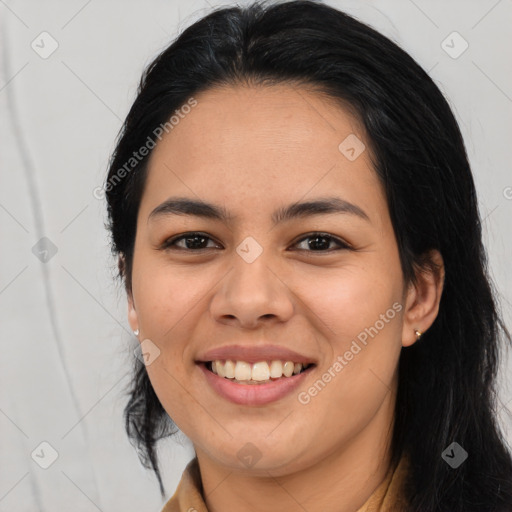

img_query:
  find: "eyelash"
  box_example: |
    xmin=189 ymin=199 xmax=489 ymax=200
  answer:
xmin=160 ymin=231 xmax=352 ymax=254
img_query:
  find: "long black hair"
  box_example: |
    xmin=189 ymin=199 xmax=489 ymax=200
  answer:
xmin=104 ymin=1 xmax=512 ymax=509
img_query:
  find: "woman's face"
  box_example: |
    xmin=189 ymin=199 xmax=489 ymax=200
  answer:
xmin=127 ymin=84 xmax=420 ymax=475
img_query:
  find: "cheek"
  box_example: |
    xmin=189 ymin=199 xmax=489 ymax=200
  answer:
xmin=297 ymin=260 xmax=402 ymax=399
xmin=134 ymin=265 xmax=203 ymax=428
xmin=297 ymin=261 xmax=401 ymax=338
xmin=145 ymin=359 xmax=200 ymax=437
xmin=133 ymin=257 xmax=206 ymax=333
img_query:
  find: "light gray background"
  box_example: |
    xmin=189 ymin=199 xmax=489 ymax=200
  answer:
xmin=1 ymin=0 xmax=511 ymax=510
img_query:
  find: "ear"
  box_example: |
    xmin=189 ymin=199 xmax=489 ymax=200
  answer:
xmin=127 ymin=290 xmax=139 ymax=334
xmin=119 ymin=254 xmax=139 ymax=334
xmin=402 ymin=249 xmax=445 ymax=347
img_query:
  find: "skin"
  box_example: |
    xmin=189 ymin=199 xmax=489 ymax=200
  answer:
xmin=125 ymin=84 xmax=444 ymax=512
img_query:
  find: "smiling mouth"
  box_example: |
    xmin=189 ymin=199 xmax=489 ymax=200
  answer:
xmin=202 ymin=360 xmax=315 ymax=385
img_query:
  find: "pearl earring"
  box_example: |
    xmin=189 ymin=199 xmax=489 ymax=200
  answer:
xmin=133 ymin=329 xmax=139 ymax=336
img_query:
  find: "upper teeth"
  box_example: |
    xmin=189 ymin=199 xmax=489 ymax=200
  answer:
xmin=211 ymin=360 xmax=310 ymax=381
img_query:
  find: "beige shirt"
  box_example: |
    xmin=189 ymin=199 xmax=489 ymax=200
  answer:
xmin=161 ymin=455 xmax=410 ymax=512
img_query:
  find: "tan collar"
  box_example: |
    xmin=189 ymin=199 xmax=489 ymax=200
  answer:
xmin=161 ymin=455 xmax=409 ymax=512
xmin=162 ymin=456 xmax=208 ymax=512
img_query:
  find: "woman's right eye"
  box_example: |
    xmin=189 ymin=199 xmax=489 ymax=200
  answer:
xmin=161 ymin=232 xmax=221 ymax=251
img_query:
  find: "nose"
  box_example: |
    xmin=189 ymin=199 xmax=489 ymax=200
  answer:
xmin=209 ymin=250 xmax=295 ymax=329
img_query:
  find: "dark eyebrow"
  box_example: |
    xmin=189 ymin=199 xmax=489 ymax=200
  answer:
xmin=272 ymin=197 xmax=370 ymax=224
xmin=148 ymin=196 xmax=370 ymax=225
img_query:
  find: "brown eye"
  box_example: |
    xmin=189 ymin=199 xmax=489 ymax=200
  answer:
xmin=162 ymin=232 xmax=221 ymax=251
xmin=292 ymin=232 xmax=351 ymax=252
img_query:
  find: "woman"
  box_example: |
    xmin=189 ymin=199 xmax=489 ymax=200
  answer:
xmin=104 ymin=1 xmax=512 ymax=510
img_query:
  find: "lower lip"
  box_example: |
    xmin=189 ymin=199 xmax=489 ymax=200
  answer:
xmin=197 ymin=363 xmax=315 ymax=406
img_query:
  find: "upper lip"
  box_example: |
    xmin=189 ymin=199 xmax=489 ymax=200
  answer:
xmin=196 ymin=344 xmax=317 ymax=365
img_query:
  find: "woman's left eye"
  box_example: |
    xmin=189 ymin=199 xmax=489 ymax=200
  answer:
xmin=292 ymin=233 xmax=351 ymax=252
xmin=161 ymin=232 xmax=350 ymax=253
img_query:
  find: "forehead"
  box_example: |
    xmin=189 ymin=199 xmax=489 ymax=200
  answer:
xmin=141 ymin=84 xmax=386 ymax=228
xmin=157 ymin=83 xmax=365 ymax=155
